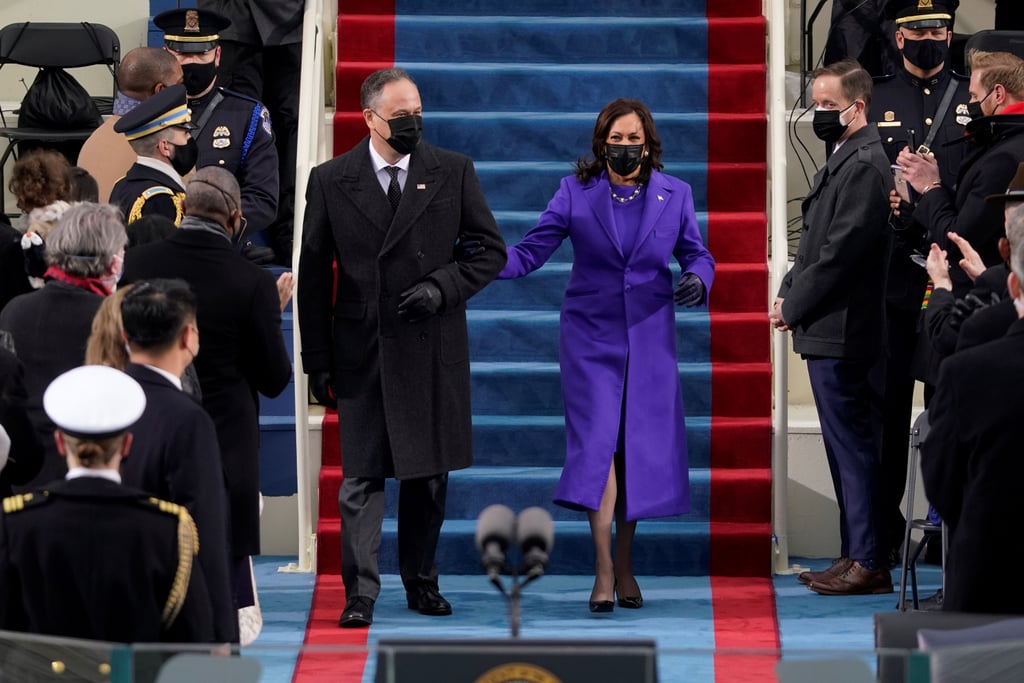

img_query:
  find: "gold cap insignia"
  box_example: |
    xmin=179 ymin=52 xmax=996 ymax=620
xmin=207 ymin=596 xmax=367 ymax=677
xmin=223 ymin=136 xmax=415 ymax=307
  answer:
xmin=918 ymin=0 xmax=934 ymax=9
xmin=185 ymin=10 xmax=200 ymax=33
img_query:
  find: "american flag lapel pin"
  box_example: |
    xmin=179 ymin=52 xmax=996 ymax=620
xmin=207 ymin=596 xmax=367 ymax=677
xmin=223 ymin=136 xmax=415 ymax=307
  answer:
xmin=417 ymin=183 xmax=426 ymax=190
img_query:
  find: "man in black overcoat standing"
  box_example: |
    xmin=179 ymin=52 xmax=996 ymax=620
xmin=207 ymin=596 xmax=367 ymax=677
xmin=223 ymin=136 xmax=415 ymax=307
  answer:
xmin=298 ymin=68 xmax=506 ymax=628
xmin=121 ymin=167 xmax=291 ymax=612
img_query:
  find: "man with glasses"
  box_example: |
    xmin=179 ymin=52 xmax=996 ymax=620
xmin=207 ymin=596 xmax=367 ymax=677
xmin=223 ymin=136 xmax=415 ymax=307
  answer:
xmin=110 ymin=84 xmax=195 ymax=226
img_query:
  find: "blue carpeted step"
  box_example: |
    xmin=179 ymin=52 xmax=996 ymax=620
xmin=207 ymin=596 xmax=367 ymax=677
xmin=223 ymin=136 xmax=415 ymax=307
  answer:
xmin=377 ymin=518 xmax=711 ymax=576
xmin=475 ymin=161 xmax=710 ymax=214
xmin=258 ymin=415 xmax=296 ymax=496
xmin=395 ymin=17 xmax=709 ymax=64
xmin=470 ymin=361 xmax=712 ymax=417
xmin=399 ymin=64 xmax=708 ymax=114
xmin=394 ymin=0 xmax=705 ymax=17
xmin=470 ymin=415 xmax=711 ymax=469
xmin=467 ymin=309 xmax=710 ymax=362
xmin=426 ymin=112 xmax=709 ymax=164
xmin=384 ymin=466 xmax=710 ymax=523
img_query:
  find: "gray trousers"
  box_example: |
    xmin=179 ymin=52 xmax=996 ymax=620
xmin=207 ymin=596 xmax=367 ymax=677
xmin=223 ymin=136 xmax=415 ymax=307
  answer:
xmin=338 ymin=473 xmax=448 ymax=600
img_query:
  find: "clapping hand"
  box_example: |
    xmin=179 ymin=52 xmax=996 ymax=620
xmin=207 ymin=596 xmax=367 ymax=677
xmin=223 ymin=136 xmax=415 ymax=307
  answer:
xmin=674 ymin=273 xmax=705 ymax=307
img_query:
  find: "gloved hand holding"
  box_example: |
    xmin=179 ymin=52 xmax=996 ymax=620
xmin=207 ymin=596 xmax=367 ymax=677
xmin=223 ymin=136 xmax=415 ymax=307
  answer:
xmin=308 ymin=370 xmax=336 ymax=407
xmin=674 ymin=272 xmax=705 ymax=307
xmin=398 ymin=280 xmax=444 ymax=323
xmin=241 ymin=241 xmax=277 ymax=265
xmin=948 ymin=292 xmax=999 ymax=332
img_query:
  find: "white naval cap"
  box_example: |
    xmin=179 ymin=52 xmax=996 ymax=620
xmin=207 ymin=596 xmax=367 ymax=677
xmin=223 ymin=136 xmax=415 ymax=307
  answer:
xmin=43 ymin=366 xmax=146 ymax=440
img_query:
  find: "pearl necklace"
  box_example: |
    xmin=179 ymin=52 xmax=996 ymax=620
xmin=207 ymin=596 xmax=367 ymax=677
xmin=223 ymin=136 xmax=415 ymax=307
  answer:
xmin=610 ymin=183 xmax=643 ymax=203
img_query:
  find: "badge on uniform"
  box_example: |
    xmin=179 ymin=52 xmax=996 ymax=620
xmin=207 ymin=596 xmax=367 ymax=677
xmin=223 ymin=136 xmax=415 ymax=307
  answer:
xmin=213 ymin=125 xmax=230 ymax=149
xmin=955 ymin=103 xmax=971 ymax=126
xmin=261 ymin=107 xmax=273 ymax=136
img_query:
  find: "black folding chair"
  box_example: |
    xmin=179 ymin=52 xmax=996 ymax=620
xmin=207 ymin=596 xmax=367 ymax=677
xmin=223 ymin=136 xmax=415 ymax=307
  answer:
xmin=0 ymin=22 xmax=120 ymax=212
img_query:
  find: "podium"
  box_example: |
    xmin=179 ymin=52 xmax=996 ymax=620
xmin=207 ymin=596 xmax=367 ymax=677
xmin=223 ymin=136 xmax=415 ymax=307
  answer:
xmin=374 ymin=638 xmax=658 ymax=683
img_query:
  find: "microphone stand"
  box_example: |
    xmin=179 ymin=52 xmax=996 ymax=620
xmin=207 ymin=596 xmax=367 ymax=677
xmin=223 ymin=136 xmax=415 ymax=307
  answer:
xmin=490 ymin=565 xmax=543 ymax=639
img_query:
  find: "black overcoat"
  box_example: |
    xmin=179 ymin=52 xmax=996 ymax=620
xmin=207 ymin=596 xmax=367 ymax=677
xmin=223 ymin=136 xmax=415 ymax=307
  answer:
xmin=921 ymin=317 xmax=1024 ymax=614
xmin=121 ymin=229 xmax=291 ymax=555
xmin=298 ymin=138 xmax=506 ymax=479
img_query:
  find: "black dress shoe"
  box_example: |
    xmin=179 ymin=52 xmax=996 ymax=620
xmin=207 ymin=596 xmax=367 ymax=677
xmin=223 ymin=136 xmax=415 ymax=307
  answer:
xmin=589 ymin=600 xmax=614 ymax=613
xmin=615 ymin=579 xmax=644 ymax=609
xmin=407 ymin=586 xmax=452 ymax=616
xmin=338 ymin=596 xmax=375 ymax=628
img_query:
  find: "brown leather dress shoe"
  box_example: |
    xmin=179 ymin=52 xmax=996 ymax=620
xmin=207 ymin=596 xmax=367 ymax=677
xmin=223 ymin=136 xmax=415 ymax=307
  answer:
xmin=810 ymin=561 xmax=893 ymax=596
xmin=798 ymin=557 xmax=852 ymax=585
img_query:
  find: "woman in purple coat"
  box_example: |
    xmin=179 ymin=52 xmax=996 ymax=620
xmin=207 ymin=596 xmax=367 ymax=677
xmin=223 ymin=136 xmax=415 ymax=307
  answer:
xmin=498 ymin=99 xmax=715 ymax=612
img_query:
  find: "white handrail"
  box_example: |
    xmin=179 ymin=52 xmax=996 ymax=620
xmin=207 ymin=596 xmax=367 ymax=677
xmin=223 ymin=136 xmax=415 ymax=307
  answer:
xmin=281 ymin=0 xmax=330 ymax=574
xmin=766 ymin=0 xmax=791 ymax=574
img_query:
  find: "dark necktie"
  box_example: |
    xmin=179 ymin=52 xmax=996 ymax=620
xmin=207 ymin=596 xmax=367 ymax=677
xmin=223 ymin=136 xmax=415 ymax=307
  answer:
xmin=385 ymin=166 xmax=402 ymax=213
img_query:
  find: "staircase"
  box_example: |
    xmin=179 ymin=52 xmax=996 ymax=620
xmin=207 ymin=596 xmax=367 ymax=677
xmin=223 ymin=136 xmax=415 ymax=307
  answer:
xmin=317 ymin=0 xmax=771 ymax=578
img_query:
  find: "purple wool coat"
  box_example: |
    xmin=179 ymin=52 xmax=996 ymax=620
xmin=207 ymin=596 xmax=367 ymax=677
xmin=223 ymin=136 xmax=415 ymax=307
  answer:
xmin=499 ymin=170 xmax=715 ymax=520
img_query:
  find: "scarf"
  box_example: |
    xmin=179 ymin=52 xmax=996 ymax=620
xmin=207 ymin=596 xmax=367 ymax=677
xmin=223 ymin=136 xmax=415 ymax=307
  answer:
xmin=44 ymin=265 xmax=111 ymax=297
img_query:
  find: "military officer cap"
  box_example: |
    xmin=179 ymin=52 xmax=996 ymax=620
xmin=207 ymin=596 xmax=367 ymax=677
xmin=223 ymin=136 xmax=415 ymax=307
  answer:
xmin=43 ymin=366 xmax=146 ymax=440
xmin=986 ymin=162 xmax=1024 ymax=205
xmin=894 ymin=1 xmax=954 ymax=29
xmin=153 ymin=8 xmax=231 ymax=54
xmin=113 ymin=84 xmax=192 ymax=141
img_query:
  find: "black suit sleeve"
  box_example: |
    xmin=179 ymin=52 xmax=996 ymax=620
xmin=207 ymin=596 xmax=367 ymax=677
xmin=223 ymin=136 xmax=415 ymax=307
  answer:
xmin=297 ymin=164 xmax=336 ymax=374
xmin=423 ymin=157 xmax=506 ymax=309
xmin=238 ymin=104 xmax=280 ymax=233
xmin=0 ymin=350 xmax=43 ymax=491
xmin=0 ymin=514 xmax=28 ymax=631
xmin=920 ymin=358 xmax=967 ymax=531
xmin=242 ymin=269 xmax=291 ymax=398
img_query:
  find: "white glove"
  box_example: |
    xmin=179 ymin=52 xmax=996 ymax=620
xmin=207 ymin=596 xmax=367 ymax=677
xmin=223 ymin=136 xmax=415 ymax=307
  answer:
xmin=0 ymin=424 xmax=10 ymax=473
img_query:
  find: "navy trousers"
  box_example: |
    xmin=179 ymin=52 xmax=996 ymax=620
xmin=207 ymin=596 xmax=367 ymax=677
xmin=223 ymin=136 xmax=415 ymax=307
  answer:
xmin=806 ymin=356 xmax=886 ymax=565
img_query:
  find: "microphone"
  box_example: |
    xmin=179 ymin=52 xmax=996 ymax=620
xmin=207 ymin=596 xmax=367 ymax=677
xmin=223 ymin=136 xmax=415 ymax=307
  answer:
xmin=516 ymin=506 xmax=554 ymax=580
xmin=475 ymin=504 xmax=516 ymax=586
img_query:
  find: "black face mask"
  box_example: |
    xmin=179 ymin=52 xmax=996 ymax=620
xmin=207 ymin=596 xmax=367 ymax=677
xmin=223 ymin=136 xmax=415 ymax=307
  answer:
xmin=967 ymin=89 xmax=994 ymax=121
xmin=182 ymin=61 xmax=217 ymax=96
xmin=902 ymin=37 xmax=948 ymax=72
xmin=605 ymin=144 xmax=645 ymax=176
xmin=812 ymin=102 xmax=856 ymax=143
xmin=170 ymin=137 xmax=198 ymax=176
xmin=381 ymin=114 xmax=422 ymax=155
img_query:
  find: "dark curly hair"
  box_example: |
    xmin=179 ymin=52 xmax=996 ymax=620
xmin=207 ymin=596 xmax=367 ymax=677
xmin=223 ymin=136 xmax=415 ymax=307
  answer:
xmin=9 ymin=149 xmax=71 ymax=213
xmin=574 ymin=98 xmax=664 ymax=185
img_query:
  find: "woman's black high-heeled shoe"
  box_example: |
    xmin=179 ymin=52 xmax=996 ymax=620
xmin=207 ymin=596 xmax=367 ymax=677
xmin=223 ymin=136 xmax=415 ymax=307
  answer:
xmin=589 ymin=599 xmax=614 ymax=613
xmin=615 ymin=579 xmax=644 ymax=609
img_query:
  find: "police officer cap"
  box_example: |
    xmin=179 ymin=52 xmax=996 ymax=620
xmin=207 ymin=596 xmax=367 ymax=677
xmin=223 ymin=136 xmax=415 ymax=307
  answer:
xmin=895 ymin=1 xmax=954 ymax=30
xmin=154 ymin=8 xmax=231 ymax=54
xmin=43 ymin=366 xmax=146 ymax=440
xmin=113 ymin=84 xmax=192 ymax=141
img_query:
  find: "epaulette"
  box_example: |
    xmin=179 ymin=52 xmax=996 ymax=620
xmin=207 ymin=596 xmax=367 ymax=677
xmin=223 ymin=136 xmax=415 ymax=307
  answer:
xmin=2 ymin=491 xmax=49 ymax=514
xmin=219 ymin=86 xmax=262 ymax=107
xmin=873 ymin=73 xmax=897 ymax=83
xmin=127 ymin=187 xmax=185 ymax=225
xmin=142 ymin=497 xmax=200 ymax=630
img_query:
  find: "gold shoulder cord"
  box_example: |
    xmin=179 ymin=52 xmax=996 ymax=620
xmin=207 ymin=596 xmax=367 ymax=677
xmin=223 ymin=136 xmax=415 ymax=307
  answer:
xmin=161 ymin=503 xmax=200 ymax=629
xmin=128 ymin=187 xmax=186 ymax=226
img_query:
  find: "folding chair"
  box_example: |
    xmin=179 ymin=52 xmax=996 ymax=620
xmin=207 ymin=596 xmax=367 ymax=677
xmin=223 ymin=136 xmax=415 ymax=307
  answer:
xmin=897 ymin=410 xmax=948 ymax=611
xmin=0 ymin=21 xmax=120 ymax=213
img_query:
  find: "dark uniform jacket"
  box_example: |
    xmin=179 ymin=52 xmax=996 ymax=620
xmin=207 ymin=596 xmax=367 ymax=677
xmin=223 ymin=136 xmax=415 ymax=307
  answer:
xmin=121 ymin=363 xmax=237 ymax=643
xmin=909 ymin=114 xmax=1024 ymax=295
xmin=109 ymin=162 xmax=186 ymax=226
xmin=0 ymin=477 xmax=215 ymax=642
xmin=121 ymin=225 xmax=291 ymax=556
xmin=921 ymin=316 xmax=1024 ymax=614
xmin=189 ymin=88 xmax=279 ymax=235
xmin=298 ymin=138 xmax=506 ymax=479
xmin=871 ymin=67 xmax=971 ymax=312
xmin=0 ymin=283 xmax=104 ymax=488
xmin=778 ymin=125 xmax=894 ymax=359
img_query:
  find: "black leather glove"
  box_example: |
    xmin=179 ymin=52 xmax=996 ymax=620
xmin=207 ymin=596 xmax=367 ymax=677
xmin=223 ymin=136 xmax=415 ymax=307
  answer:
xmin=398 ymin=280 xmax=444 ymax=323
xmin=308 ymin=371 xmax=336 ymax=407
xmin=454 ymin=237 xmax=484 ymax=261
xmin=241 ymin=241 xmax=277 ymax=265
xmin=948 ymin=292 xmax=999 ymax=332
xmin=674 ymin=272 xmax=705 ymax=307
